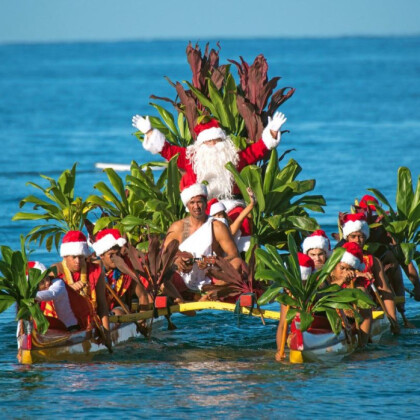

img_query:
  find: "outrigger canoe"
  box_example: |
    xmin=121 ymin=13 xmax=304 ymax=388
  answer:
xmin=16 ymin=300 xmax=387 ymax=365
xmin=16 ymin=301 xmax=281 ymax=364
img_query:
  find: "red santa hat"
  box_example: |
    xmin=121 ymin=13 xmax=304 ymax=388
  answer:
xmin=92 ymin=228 xmax=127 ymax=256
xmin=298 ymin=252 xmax=315 ymax=280
xmin=180 ymin=175 xmax=208 ymax=207
xmin=359 ymin=194 xmax=379 ymax=212
xmin=27 ymin=261 xmax=47 ymax=274
xmin=193 ymin=118 xmax=226 ymax=146
xmin=206 ymin=198 xmax=226 ymax=216
xmin=341 ymin=213 xmax=370 ymax=240
xmin=302 ymin=229 xmax=331 ymax=255
xmin=341 ymin=242 xmax=365 ymax=270
xmin=60 ymin=230 xmax=90 ymax=257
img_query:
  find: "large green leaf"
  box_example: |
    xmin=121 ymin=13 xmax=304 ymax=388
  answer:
xmin=150 ymin=103 xmax=180 ymax=137
xmin=396 ymin=167 xmax=414 ymax=219
xmin=104 ymin=169 xmax=129 ymax=209
xmin=263 ymin=149 xmax=278 ymax=195
xmin=257 ymin=286 xmax=283 ymax=305
xmin=0 ymin=295 xmax=15 ymax=313
xmin=300 ymin=311 xmax=314 ymax=332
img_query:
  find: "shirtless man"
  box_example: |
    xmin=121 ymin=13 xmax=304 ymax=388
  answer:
xmin=163 ymin=182 xmax=242 ymax=299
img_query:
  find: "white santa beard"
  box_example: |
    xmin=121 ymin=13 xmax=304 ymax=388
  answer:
xmin=187 ymin=138 xmax=240 ymax=199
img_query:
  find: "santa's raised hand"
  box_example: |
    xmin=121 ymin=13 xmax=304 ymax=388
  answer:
xmin=132 ymin=115 xmax=152 ymax=134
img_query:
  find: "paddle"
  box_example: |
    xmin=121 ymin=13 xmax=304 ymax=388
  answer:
xmin=276 ymin=305 xmax=289 ymax=360
xmin=370 ymin=283 xmax=400 ymax=333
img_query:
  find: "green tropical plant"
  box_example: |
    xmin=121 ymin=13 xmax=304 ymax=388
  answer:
xmin=227 ymin=149 xmax=325 ymax=252
xmin=12 ymin=164 xmax=95 ymax=251
xmin=256 ymin=235 xmax=375 ymax=334
xmin=86 ymin=157 xmax=185 ymax=248
xmin=0 ymin=236 xmax=56 ymax=334
xmin=367 ymin=167 xmax=420 ymax=265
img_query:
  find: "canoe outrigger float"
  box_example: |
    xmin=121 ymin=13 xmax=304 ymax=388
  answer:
xmin=16 ymin=298 xmax=387 ymax=365
xmin=288 ymin=310 xmax=387 ymax=363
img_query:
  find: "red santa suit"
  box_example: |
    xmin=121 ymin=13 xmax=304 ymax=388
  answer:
xmin=142 ymin=118 xmax=282 ymax=198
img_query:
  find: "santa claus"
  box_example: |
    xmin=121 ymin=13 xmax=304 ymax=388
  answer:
xmin=132 ymin=113 xmax=287 ymax=200
xmin=132 ymin=112 xmax=286 ymax=247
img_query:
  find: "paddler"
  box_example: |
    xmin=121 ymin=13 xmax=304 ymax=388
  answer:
xmin=356 ymin=194 xmax=420 ymax=324
xmin=301 ymin=229 xmax=331 ymax=271
xmin=92 ymin=228 xmax=152 ymax=315
xmin=163 ymin=180 xmax=242 ymax=301
xmin=328 ymin=242 xmax=374 ymax=346
xmin=30 ymin=261 xmax=80 ymax=332
xmin=339 ymin=214 xmax=400 ymax=334
xmin=52 ymin=230 xmax=112 ymax=349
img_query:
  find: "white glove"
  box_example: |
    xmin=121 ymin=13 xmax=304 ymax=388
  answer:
xmin=132 ymin=115 xmax=152 ymax=134
xmin=266 ymin=112 xmax=287 ymax=132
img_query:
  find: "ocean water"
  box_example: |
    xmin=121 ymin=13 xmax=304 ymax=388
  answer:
xmin=0 ymin=37 xmax=419 ymax=418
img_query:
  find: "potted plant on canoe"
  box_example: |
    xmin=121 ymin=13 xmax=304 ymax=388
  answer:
xmin=0 ymin=236 xmax=55 ymax=334
xmin=256 ymin=235 xmax=375 ymax=336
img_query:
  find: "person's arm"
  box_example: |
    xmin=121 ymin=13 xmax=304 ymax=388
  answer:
xmin=229 ymin=188 xmax=256 ymax=236
xmin=213 ymin=221 xmax=241 ymax=270
xmin=95 ymin=271 xmax=110 ymax=330
xmin=35 ymin=280 xmax=64 ymax=302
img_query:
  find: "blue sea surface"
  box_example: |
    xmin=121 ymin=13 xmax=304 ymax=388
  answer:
xmin=0 ymin=37 xmax=419 ymax=419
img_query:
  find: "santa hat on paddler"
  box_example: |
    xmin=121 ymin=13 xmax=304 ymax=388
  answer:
xmin=341 ymin=213 xmax=370 ymax=240
xmin=341 ymin=242 xmax=365 ymax=271
xmin=92 ymin=228 xmax=127 ymax=256
xmin=358 ymin=194 xmax=379 ymax=213
xmin=206 ymin=198 xmax=226 ymax=216
xmin=298 ymin=252 xmax=315 ymax=280
xmin=193 ymin=118 xmax=226 ymax=146
xmin=27 ymin=261 xmax=47 ymax=274
xmin=302 ymin=229 xmax=331 ymax=255
xmin=180 ymin=173 xmax=208 ymax=208
xmin=60 ymin=230 xmax=90 ymax=257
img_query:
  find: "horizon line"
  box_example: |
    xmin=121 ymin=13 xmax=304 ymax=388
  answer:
xmin=1 ymin=33 xmax=420 ymax=47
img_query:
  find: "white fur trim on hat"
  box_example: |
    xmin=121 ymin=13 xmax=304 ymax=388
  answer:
xmin=143 ymin=129 xmax=166 ymax=154
xmin=220 ymin=199 xmax=245 ymax=214
xmin=342 ymin=220 xmax=370 ymax=240
xmin=209 ymin=202 xmax=226 ymax=216
xmin=262 ymin=126 xmax=281 ymax=150
xmin=196 ymin=127 xmax=226 ymax=146
xmin=303 ymin=236 xmax=330 ymax=255
xmin=92 ymin=234 xmax=127 ymax=256
xmin=181 ymin=183 xmax=208 ymax=206
xmin=60 ymin=242 xmax=90 ymax=257
xmin=300 ymin=265 xmax=313 ymax=281
xmin=31 ymin=261 xmax=47 ymax=272
xmin=341 ymin=251 xmax=365 ymax=271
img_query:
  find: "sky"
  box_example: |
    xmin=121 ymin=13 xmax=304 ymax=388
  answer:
xmin=1 ymin=0 xmax=420 ymax=44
